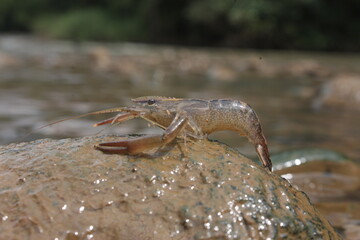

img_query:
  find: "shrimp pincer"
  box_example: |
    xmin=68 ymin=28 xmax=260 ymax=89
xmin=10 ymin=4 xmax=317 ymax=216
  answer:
xmin=88 ymin=96 xmax=272 ymax=171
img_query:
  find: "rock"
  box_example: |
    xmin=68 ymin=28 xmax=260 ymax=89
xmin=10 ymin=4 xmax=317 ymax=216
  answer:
xmin=244 ymin=56 xmax=278 ymax=76
xmin=207 ymin=65 xmax=238 ymax=82
xmin=0 ymin=136 xmax=340 ymax=240
xmin=272 ymin=148 xmax=360 ymax=206
xmin=284 ymin=60 xmax=329 ymax=78
xmin=272 ymin=148 xmax=360 ymax=240
xmin=314 ymin=75 xmax=360 ymax=111
xmin=0 ymin=52 xmax=22 ymax=68
xmin=89 ymin=47 xmax=112 ymax=71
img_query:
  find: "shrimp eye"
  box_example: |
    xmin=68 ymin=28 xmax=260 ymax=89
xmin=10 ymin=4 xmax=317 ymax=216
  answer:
xmin=147 ymin=99 xmax=156 ymax=105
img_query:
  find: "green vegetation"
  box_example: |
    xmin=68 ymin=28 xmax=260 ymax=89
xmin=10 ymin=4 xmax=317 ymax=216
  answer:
xmin=33 ymin=9 xmax=143 ymax=41
xmin=1 ymin=0 xmax=359 ymax=51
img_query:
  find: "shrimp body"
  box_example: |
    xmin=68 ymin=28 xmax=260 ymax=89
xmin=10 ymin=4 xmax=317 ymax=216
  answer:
xmin=92 ymin=97 xmax=272 ymax=171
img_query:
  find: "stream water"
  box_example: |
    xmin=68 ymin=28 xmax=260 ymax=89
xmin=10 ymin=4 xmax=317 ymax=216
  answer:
xmin=1 ymin=36 xmax=359 ymax=158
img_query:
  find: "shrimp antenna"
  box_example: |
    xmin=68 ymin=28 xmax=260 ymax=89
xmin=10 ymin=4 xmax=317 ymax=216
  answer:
xmin=18 ymin=107 xmax=127 ymax=142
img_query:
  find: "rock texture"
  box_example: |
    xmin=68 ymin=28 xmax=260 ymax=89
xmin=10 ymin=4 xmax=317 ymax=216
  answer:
xmin=0 ymin=136 xmax=340 ymax=240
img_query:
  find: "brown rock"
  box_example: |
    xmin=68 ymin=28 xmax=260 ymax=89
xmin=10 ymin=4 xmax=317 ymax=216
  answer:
xmin=0 ymin=52 xmax=22 ymax=68
xmin=0 ymin=136 xmax=340 ymax=239
xmin=315 ymin=75 xmax=360 ymax=111
xmin=285 ymin=60 xmax=329 ymax=78
xmin=207 ymin=65 xmax=238 ymax=82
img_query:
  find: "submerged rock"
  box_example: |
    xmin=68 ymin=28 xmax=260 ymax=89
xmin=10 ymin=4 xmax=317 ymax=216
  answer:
xmin=273 ymin=148 xmax=360 ymax=201
xmin=0 ymin=136 xmax=340 ymax=240
xmin=272 ymin=148 xmax=360 ymax=239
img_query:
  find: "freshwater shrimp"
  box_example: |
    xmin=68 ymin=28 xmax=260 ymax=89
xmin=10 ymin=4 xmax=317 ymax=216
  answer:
xmin=76 ymin=96 xmax=272 ymax=171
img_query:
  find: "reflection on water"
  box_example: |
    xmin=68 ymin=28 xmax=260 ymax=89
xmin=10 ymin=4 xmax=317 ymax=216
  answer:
xmin=0 ymin=35 xmax=359 ymax=238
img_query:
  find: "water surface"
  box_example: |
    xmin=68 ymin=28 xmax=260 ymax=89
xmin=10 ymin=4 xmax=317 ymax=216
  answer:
xmin=1 ymin=36 xmax=359 ymax=160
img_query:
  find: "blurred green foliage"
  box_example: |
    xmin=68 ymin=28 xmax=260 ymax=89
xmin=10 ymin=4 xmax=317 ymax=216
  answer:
xmin=1 ymin=0 xmax=359 ymax=50
xmin=33 ymin=9 xmax=143 ymax=41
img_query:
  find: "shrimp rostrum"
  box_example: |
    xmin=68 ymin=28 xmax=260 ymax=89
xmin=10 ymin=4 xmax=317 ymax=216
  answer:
xmin=82 ymin=96 xmax=272 ymax=171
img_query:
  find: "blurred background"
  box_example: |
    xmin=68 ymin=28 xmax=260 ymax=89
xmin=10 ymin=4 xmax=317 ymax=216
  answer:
xmin=0 ymin=0 xmax=359 ymax=238
xmin=1 ymin=0 xmax=360 ymax=50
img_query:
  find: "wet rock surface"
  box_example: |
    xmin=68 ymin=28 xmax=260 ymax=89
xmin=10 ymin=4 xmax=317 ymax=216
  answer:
xmin=272 ymin=148 xmax=360 ymax=240
xmin=0 ymin=136 xmax=340 ymax=240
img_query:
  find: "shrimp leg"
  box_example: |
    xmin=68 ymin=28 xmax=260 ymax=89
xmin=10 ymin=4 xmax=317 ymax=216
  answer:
xmin=93 ymin=112 xmax=138 ymax=127
xmin=95 ymin=114 xmax=187 ymax=154
xmin=255 ymin=143 xmax=272 ymax=171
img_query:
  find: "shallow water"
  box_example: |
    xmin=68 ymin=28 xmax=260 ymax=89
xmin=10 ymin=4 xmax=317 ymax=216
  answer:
xmin=1 ymin=36 xmax=359 ymax=160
